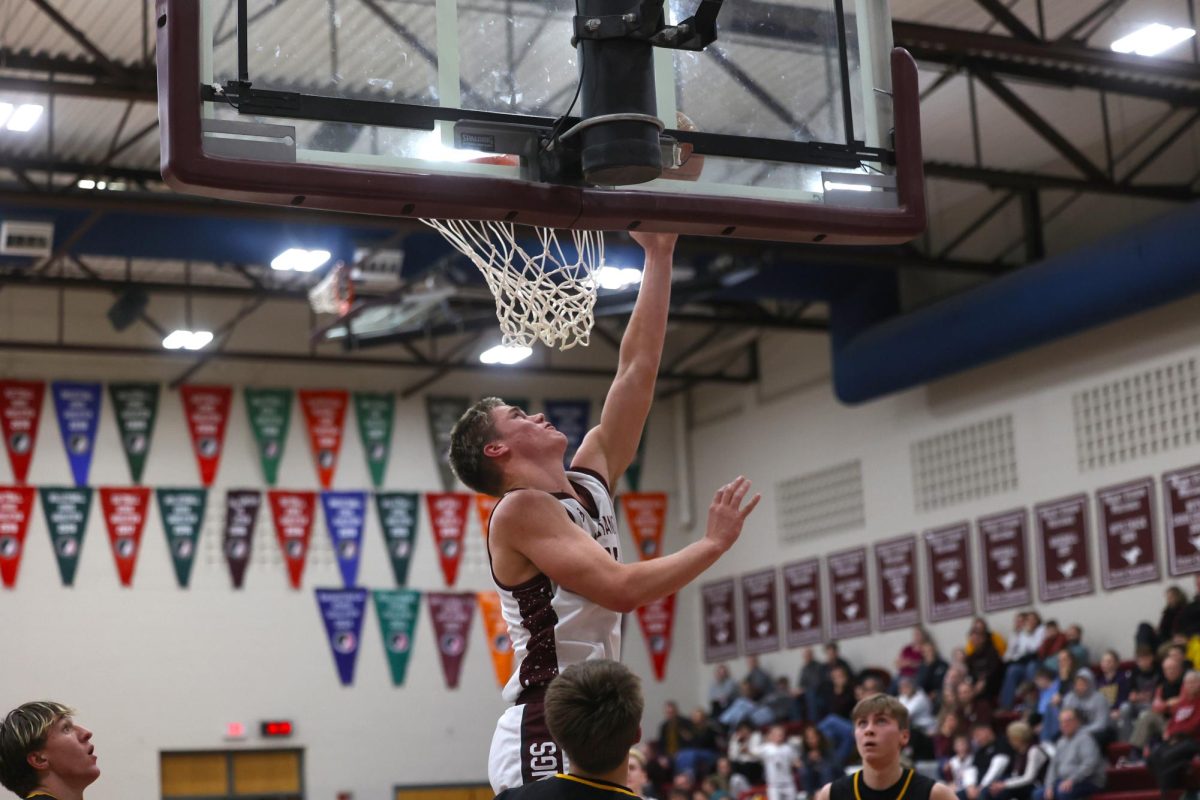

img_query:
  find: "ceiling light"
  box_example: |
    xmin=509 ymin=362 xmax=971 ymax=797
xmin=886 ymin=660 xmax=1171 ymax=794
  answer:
xmin=77 ymin=179 xmax=96 ymax=190
xmin=270 ymin=247 xmax=331 ymax=272
xmin=6 ymin=104 xmax=44 ymax=132
xmin=479 ymin=344 xmax=532 ymax=365
xmin=0 ymin=104 xmax=12 ymax=127
xmin=162 ymin=329 xmax=214 ymax=350
xmin=1111 ymin=23 xmax=1196 ymax=56
xmin=594 ymin=265 xmax=643 ymax=291
xmin=824 ymin=181 xmax=873 ymax=193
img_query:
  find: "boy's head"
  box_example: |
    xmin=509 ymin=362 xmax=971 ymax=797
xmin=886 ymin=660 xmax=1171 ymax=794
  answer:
xmin=544 ymin=660 xmax=644 ymax=776
xmin=0 ymin=702 xmax=98 ymax=799
xmin=851 ymin=694 xmax=909 ymax=763
xmin=767 ymin=723 xmax=786 ymax=744
xmin=953 ymin=733 xmax=972 ymax=758
xmin=1034 ymin=667 xmax=1056 ymax=688
xmin=970 ymin=722 xmax=994 ymax=747
xmin=1135 ymin=646 xmax=1156 ymax=671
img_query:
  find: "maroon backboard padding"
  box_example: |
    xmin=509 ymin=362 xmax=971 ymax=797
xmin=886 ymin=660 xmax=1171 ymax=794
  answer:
xmin=158 ymin=0 xmax=925 ymax=244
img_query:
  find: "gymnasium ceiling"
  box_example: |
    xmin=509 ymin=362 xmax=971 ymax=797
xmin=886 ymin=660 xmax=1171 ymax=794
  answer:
xmin=0 ymin=0 xmax=1198 ymax=393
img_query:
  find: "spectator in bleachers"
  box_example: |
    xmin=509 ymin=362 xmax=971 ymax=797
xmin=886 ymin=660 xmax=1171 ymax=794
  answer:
xmin=764 ymin=677 xmax=799 ymax=723
xmin=629 ymin=748 xmax=658 ymax=799
xmin=674 ymin=707 xmax=721 ymax=781
xmin=644 ymin=742 xmax=674 ymax=798
xmin=1036 ymin=621 xmax=1068 ymax=673
xmin=659 ymin=702 xmax=696 ymax=760
xmin=961 ymin=721 xmax=1012 ymax=800
xmin=798 ymin=647 xmax=826 ymax=722
xmin=745 ymin=656 xmax=774 ymax=702
xmin=816 ymin=665 xmax=858 ymax=768
xmin=967 ymin=629 xmax=1006 ymax=703
xmin=1063 ymin=626 xmax=1089 ymax=668
xmin=1117 ymin=646 xmax=1162 ymax=742
xmin=1040 ymin=651 xmax=1080 ymax=744
xmin=754 ymin=723 xmax=800 ymax=800
xmin=948 ymin=734 xmax=979 ymax=794
xmin=1094 ymin=650 xmax=1130 ymax=713
xmin=709 ymin=756 xmax=741 ymax=800
xmin=985 ymin=721 xmax=1050 ymax=800
xmin=799 ymin=725 xmax=837 ymax=796
xmin=935 ymin=712 xmax=964 ymax=764
xmin=1032 ymin=667 xmax=1058 ymax=741
xmin=919 ymin=641 xmax=951 ymax=707
xmin=1037 ymin=708 xmax=1107 ymax=800
xmin=1128 ymin=654 xmax=1186 ymax=759
xmin=1147 ymin=670 xmax=1200 ymax=797
xmin=822 ymin=643 xmax=854 ymax=685
xmin=896 ymin=628 xmax=932 ymax=688
xmin=968 ymin=618 xmax=1009 ymax=660
xmin=957 ymin=679 xmax=994 ymax=729
xmin=718 ymin=680 xmax=773 ymax=730
xmin=858 ymin=674 xmax=886 ymax=701
xmin=1001 ymin=612 xmax=1047 ymax=709
xmin=1171 ymin=574 xmax=1200 ymax=639
xmin=726 ymin=721 xmax=764 ymax=788
xmin=899 ymin=675 xmax=938 ymax=736
xmin=1138 ymin=586 xmax=1188 ymax=652
xmin=709 ymin=664 xmax=738 ymax=718
xmin=1060 ymin=669 xmax=1112 ymax=746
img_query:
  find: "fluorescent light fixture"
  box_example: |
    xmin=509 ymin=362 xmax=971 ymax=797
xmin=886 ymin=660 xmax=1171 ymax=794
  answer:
xmin=1111 ymin=23 xmax=1196 ymax=56
xmin=594 ymin=265 xmax=643 ymax=291
xmin=824 ymin=180 xmax=873 ymax=193
xmin=162 ymin=329 xmax=214 ymax=350
xmin=6 ymin=104 xmax=43 ymax=132
xmin=479 ymin=344 xmax=532 ymax=365
xmin=270 ymin=247 xmax=331 ymax=272
xmin=0 ymin=103 xmax=12 ymax=127
xmin=414 ymin=130 xmax=496 ymax=163
xmin=77 ymin=179 xmax=96 ymax=190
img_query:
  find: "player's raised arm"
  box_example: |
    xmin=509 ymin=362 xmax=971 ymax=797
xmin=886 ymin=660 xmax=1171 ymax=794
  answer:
xmin=571 ymin=232 xmax=677 ymax=488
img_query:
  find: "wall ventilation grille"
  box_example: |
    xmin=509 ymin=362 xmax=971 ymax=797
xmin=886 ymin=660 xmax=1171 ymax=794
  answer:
xmin=911 ymin=415 xmax=1017 ymax=512
xmin=776 ymin=460 xmax=865 ymax=542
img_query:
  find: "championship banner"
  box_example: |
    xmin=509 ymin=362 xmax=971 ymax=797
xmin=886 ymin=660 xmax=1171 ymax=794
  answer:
xmin=268 ymin=490 xmax=316 ymax=589
xmin=874 ymin=535 xmax=918 ymax=631
xmin=376 ymin=491 xmax=419 ymax=586
xmin=322 ymin=490 xmax=367 ymax=589
xmin=1164 ymin=464 xmax=1200 ymax=576
xmin=1097 ymin=477 xmax=1160 ymax=590
xmin=476 ymin=494 xmax=498 ymax=540
xmin=782 ymin=558 xmax=823 ymax=648
xmin=544 ymin=399 xmax=591 ymax=465
xmin=923 ymin=522 xmax=974 ymax=622
xmin=224 ymin=489 xmax=261 ymax=589
xmin=0 ymin=380 xmax=44 ymax=485
xmin=354 ymin=392 xmax=394 ymax=489
xmin=109 ymin=383 xmax=159 ymax=484
xmin=478 ymin=591 xmax=514 ymax=689
xmin=180 ymin=385 xmax=233 ymax=487
xmin=98 ymin=486 xmax=150 ymax=587
xmin=978 ymin=508 xmax=1032 ymax=612
xmin=40 ymin=486 xmax=91 ymax=587
xmin=427 ymin=591 xmax=476 ymax=689
xmin=244 ymin=388 xmax=293 ymax=486
xmin=298 ymin=390 xmax=349 ymax=489
xmin=828 ymin=546 xmax=870 ymax=639
xmin=426 ymin=492 xmax=470 ymax=586
xmin=701 ymin=578 xmax=739 ymax=663
xmin=0 ymin=486 xmax=36 ymax=588
xmin=373 ymin=588 xmax=421 ymax=686
xmin=426 ymin=396 xmax=469 ymax=491
xmin=626 ymin=434 xmax=648 ymax=492
xmin=156 ymin=488 xmax=207 ymax=589
xmin=621 ymin=492 xmax=667 ymax=560
xmin=741 ymin=568 xmax=780 ymax=654
xmin=1034 ymin=494 xmax=1095 ymax=602
xmin=316 ymin=587 xmax=369 ymax=686
xmin=637 ymin=594 xmax=676 ymax=680
xmin=51 ymin=381 xmax=101 ymax=487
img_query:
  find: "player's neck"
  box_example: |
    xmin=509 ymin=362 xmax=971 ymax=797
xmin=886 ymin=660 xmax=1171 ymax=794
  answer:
xmin=568 ymin=764 xmax=630 ymax=790
xmin=860 ymin=759 xmax=905 ymax=790
xmin=504 ymin=458 xmax=573 ymax=495
xmin=34 ymin=775 xmax=84 ymax=800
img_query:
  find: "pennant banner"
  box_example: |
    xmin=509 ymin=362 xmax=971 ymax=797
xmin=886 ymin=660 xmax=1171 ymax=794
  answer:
xmin=0 ymin=380 xmax=44 ymax=485
xmin=316 ymin=587 xmax=369 ymax=686
xmin=181 ymin=385 xmax=233 ymax=487
xmin=476 ymin=494 xmax=499 ymax=541
xmin=244 ymin=388 xmax=293 ymax=486
xmin=376 ymin=491 xmax=419 ymax=586
xmin=874 ymin=535 xmax=919 ymax=631
xmin=299 ymin=390 xmax=349 ymax=489
xmin=322 ymin=490 xmax=367 ymax=589
xmin=51 ymin=381 xmax=101 ymax=488
xmin=109 ymin=383 xmax=159 ymax=485
xmin=426 ymin=492 xmax=470 ymax=587
xmin=1097 ymin=477 xmax=1160 ymax=591
xmin=354 ymin=392 xmax=394 ymax=489
xmin=637 ymin=593 xmax=676 ymax=681
xmin=39 ymin=486 xmax=91 ymax=587
xmin=621 ymin=492 xmax=667 ymax=560
xmin=269 ymin=490 xmax=316 ymax=589
xmin=99 ymin=486 xmax=150 ymax=587
xmin=157 ymin=488 xmax=207 ymax=589
xmin=426 ymin=396 xmax=469 ymax=491
xmin=427 ymin=591 xmax=476 ymax=689
xmin=374 ymin=588 xmax=421 ymax=686
xmin=782 ymin=558 xmax=823 ymax=648
xmin=478 ymin=591 xmax=514 ymax=689
xmin=978 ymin=508 xmax=1032 ymax=612
xmin=701 ymin=579 xmax=739 ymax=663
xmin=544 ymin=399 xmax=591 ymax=465
xmin=224 ymin=489 xmax=261 ymax=589
xmin=1165 ymin=464 xmax=1200 ymax=576
xmin=0 ymin=485 xmax=36 ymax=588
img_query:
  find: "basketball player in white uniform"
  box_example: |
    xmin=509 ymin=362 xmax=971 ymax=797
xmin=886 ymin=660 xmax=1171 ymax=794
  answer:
xmin=448 ymin=232 xmax=761 ymax=793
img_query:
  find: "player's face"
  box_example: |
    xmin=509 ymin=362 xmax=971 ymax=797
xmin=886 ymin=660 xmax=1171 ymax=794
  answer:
xmin=490 ymin=405 xmax=566 ymax=458
xmin=854 ymin=710 xmax=908 ymax=764
xmin=32 ymin=715 xmax=100 ymax=788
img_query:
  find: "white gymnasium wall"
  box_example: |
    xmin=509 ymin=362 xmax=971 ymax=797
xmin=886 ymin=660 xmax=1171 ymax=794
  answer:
xmin=0 ymin=289 xmax=701 ymax=798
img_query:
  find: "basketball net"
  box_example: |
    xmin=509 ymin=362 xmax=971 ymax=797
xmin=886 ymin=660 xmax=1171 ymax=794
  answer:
xmin=421 ymin=219 xmax=603 ymax=351
xmin=308 ymin=262 xmax=354 ymax=316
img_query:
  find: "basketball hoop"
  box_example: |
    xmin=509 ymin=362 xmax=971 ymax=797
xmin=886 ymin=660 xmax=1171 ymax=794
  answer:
xmin=308 ymin=261 xmax=355 ymax=316
xmin=421 ymin=218 xmax=604 ymax=351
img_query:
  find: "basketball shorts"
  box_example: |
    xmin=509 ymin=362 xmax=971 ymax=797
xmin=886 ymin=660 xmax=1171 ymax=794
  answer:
xmin=488 ymin=700 xmax=571 ymax=793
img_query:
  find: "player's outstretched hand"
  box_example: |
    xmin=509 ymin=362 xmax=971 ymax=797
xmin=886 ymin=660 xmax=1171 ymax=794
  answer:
xmin=630 ymin=230 xmax=679 ymax=255
xmin=704 ymin=476 xmax=760 ymax=553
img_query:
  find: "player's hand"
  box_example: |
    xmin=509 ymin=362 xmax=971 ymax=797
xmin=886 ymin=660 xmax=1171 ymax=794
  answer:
xmin=704 ymin=476 xmax=760 ymax=553
xmin=630 ymin=230 xmax=679 ymax=255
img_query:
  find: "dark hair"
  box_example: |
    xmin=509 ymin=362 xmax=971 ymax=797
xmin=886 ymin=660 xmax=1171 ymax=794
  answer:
xmin=544 ymin=660 xmax=644 ymax=775
xmin=447 ymin=397 xmax=505 ymax=496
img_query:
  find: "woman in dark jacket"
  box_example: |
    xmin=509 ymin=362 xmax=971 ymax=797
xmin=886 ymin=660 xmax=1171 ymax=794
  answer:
xmin=966 ymin=629 xmax=1005 ymax=702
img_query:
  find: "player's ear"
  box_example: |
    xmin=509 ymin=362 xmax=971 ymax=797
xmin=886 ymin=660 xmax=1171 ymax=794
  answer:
xmin=899 ymin=728 xmax=910 ymax=747
xmin=483 ymin=440 xmax=508 ymax=458
xmin=26 ymin=749 xmax=49 ymax=771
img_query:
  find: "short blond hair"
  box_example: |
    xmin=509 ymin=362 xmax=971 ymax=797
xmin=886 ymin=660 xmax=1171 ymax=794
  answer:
xmin=1006 ymin=721 xmax=1033 ymax=744
xmin=0 ymin=701 xmax=74 ymax=797
xmin=851 ymin=693 xmax=910 ymax=730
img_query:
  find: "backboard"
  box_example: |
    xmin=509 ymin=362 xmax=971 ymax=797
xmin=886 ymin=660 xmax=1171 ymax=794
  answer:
xmin=157 ymin=0 xmax=924 ymax=244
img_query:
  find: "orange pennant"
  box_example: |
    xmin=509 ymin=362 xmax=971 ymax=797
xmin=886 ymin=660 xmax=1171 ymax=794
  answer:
xmin=476 ymin=494 xmax=499 ymax=541
xmin=478 ymin=591 xmax=513 ymax=689
xmin=620 ymin=492 xmax=668 ymax=561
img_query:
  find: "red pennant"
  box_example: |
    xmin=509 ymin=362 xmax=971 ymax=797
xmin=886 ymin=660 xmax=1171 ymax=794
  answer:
xmin=426 ymin=492 xmax=470 ymax=586
xmin=0 ymin=485 xmax=36 ymax=587
xmin=476 ymin=494 xmax=499 ymax=541
xmin=99 ymin=486 xmax=150 ymax=587
xmin=267 ymin=490 xmax=316 ymax=589
xmin=621 ymin=492 xmax=668 ymax=561
xmin=636 ymin=594 xmax=676 ymax=680
xmin=180 ymin=385 xmax=232 ymax=487
xmin=298 ymin=390 xmax=349 ymax=489
xmin=0 ymin=381 xmax=45 ymax=484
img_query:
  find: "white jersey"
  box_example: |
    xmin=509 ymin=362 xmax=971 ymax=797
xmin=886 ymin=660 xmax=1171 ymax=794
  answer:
xmin=758 ymin=741 xmax=798 ymax=788
xmin=489 ymin=468 xmax=622 ymax=704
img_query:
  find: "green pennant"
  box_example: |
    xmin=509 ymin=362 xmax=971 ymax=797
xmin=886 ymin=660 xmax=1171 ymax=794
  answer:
xmin=156 ymin=488 xmax=207 ymax=588
xmin=375 ymin=491 xmax=419 ymax=586
xmin=39 ymin=487 xmax=92 ymax=587
xmin=426 ymin=396 xmax=470 ymax=491
xmin=354 ymin=392 xmax=394 ymax=489
xmin=109 ymin=383 xmax=160 ymax=484
xmin=373 ymin=588 xmax=421 ymax=686
xmin=244 ymin=388 xmax=293 ymax=486
xmin=625 ymin=433 xmax=648 ymax=491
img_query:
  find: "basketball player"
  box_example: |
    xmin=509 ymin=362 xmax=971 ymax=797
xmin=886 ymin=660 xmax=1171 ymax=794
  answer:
xmin=448 ymin=233 xmax=761 ymax=792
xmin=0 ymin=701 xmax=99 ymax=800
xmin=494 ymin=659 xmax=644 ymax=800
xmin=814 ymin=695 xmax=955 ymax=800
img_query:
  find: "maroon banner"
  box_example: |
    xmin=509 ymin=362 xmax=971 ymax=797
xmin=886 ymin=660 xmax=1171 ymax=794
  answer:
xmin=1164 ymin=464 xmax=1200 ymax=576
xmin=224 ymin=489 xmax=261 ymax=589
xmin=741 ymin=568 xmax=780 ymax=654
xmin=0 ymin=486 xmax=36 ymax=588
xmin=701 ymin=578 xmax=739 ymax=663
xmin=782 ymin=558 xmax=823 ymax=648
xmin=0 ymin=381 xmax=44 ymax=485
xmin=977 ymin=508 xmax=1031 ymax=612
xmin=426 ymin=591 xmax=476 ymax=689
xmin=426 ymin=492 xmax=470 ymax=587
xmin=99 ymin=486 xmax=150 ymax=587
xmin=268 ymin=490 xmax=316 ymax=589
xmin=874 ymin=535 xmax=918 ymax=631
xmin=180 ymin=385 xmax=232 ymax=487
xmin=1096 ymin=477 xmax=1160 ymax=590
xmin=636 ymin=594 xmax=676 ymax=681
xmin=828 ymin=546 xmax=870 ymax=639
xmin=923 ymin=523 xmax=973 ymax=622
xmin=1034 ymin=495 xmax=1095 ymax=602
